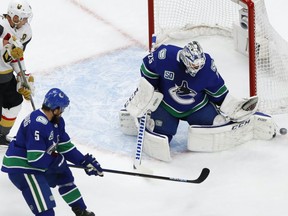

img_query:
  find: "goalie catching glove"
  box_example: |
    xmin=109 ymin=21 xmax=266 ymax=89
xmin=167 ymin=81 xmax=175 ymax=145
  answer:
xmin=81 ymin=153 xmax=104 ymax=177
xmin=220 ymin=93 xmax=259 ymax=122
xmin=17 ymin=73 xmax=35 ymax=100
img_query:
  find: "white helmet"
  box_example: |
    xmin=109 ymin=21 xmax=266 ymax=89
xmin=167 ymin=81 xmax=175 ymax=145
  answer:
xmin=7 ymin=0 xmax=33 ymax=22
xmin=179 ymin=41 xmax=206 ymax=77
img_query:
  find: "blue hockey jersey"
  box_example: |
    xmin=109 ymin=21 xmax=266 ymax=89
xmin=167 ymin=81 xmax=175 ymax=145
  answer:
xmin=1 ymin=109 xmax=85 ymax=174
xmin=140 ymin=44 xmax=229 ymax=118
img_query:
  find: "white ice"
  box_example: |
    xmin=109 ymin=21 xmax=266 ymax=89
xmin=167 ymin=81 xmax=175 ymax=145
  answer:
xmin=0 ymin=0 xmax=288 ymax=215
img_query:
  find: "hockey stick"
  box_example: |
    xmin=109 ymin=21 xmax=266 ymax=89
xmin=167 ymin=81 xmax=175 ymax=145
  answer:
xmin=133 ymin=113 xmax=147 ymax=169
xmin=132 ymin=34 xmax=158 ymax=169
xmin=17 ymin=59 xmax=36 ymax=110
xmin=68 ymin=164 xmax=210 ymax=184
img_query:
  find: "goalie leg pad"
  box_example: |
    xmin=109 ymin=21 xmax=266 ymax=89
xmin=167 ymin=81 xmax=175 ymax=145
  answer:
xmin=143 ymin=130 xmax=171 ymax=162
xmin=119 ymin=109 xmax=138 ymax=136
xmin=187 ymin=113 xmax=276 ymax=152
xmin=253 ymin=112 xmax=276 ymax=139
xmin=119 ymin=109 xmax=155 ymax=136
xmin=187 ymin=119 xmax=254 ymax=152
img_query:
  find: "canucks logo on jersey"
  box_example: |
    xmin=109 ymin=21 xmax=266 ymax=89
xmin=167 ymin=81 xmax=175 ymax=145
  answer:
xmin=168 ymin=80 xmax=197 ymax=105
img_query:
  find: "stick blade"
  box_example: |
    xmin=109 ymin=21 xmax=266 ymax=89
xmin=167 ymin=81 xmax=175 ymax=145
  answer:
xmin=189 ymin=168 xmax=210 ymax=184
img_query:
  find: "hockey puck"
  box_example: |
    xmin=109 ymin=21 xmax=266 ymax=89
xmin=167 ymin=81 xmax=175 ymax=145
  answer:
xmin=280 ymin=128 xmax=287 ymax=135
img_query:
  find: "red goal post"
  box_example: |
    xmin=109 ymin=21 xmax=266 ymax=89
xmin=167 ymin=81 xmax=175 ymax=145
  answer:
xmin=147 ymin=0 xmax=288 ymax=114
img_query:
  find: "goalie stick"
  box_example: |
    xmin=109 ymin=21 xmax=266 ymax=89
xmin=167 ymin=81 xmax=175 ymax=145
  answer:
xmin=133 ymin=113 xmax=147 ymax=169
xmin=132 ymin=35 xmax=159 ymax=169
xmin=68 ymin=164 xmax=210 ymax=184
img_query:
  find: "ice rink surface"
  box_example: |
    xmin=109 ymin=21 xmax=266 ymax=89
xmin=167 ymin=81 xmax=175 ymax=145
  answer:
xmin=0 ymin=0 xmax=288 ymax=215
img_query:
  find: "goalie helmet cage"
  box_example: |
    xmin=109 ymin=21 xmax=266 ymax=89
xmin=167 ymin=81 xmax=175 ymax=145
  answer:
xmin=147 ymin=0 xmax=288 ymax=114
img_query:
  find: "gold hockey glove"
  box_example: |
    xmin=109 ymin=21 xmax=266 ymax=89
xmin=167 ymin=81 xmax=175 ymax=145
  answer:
xmin=17 ymin=74 xmax=35 ymax=100
xmin=10 ymin=47 xmax=24 ymax=59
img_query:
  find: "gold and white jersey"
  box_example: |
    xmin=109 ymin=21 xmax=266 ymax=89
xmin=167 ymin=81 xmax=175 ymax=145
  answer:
xmin=0 ymin=15 xmax=32 ymax=84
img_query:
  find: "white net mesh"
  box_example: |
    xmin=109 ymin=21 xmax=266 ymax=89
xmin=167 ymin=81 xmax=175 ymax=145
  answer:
xmin=254 ymin=0 xmax=288 ymax=113
xmin=153 ymin=0 xmax=240 ymax=45
xmin=151 ymin=0 xmax=288 ymax=114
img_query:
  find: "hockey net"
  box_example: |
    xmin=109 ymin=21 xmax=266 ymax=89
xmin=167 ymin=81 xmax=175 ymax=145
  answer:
xmin=148 ymin=0 xmax=288 ymax=114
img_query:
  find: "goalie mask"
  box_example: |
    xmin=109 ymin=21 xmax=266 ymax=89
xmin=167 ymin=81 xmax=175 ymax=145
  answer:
xmin=7 ymin=0 xmax=33 ymax=24
xmin=43 ymin=88 xmax=70 ymax=113
xmin=179 ymin=41 xmax=206 ymax=77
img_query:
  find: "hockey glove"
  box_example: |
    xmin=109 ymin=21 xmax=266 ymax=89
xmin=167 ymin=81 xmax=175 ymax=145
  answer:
xmin=17 ymin=73 xmax=35 ymax=100
xmin=220 ymin=93 xmax=258 ymax=122
xmin=81 ymin=154 xmax=104 ymax=177
xmin=3 ymin=33 xmax=24 ymax=59
xmin=10 ymin=47 xmax=24 ymax=59
xmin=48 ymin=154 xmax=68 ymax=173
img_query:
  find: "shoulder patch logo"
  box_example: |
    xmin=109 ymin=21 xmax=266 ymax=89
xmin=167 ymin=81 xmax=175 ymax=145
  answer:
xmin=211 ymin=59 xmax=219 ymax=78
xmin=36 ymin=116 xmax=48 ymax=125
xmin=164 ymin=70 xmax=174 ymax=80
xmin=211 ymin=59 xmax=217 ymax=72
xmin=158 ymin=48 xmax=167 ymax=60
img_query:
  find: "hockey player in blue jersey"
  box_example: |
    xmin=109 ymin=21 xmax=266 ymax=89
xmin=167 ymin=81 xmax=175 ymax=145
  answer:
xmin=120 ymin=41 xmax=276 ymax=161
xmin=140 ymin=41 xmax=229 ymax=131
xmin=1 ymin=88 xmax=103 ymax=216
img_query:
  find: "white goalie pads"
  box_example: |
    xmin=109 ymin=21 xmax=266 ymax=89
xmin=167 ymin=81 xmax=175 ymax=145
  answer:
xmin=143 ymin=130 xmax=171 ymax=162
xmin=119 ymin=109 xmax=155 ymax=136
xmin=187 ymin=113 xmax=276 ymax=152
xmin=119 ymin=109 xmax=171 ymax=162
xmin=124 ymin=77 xmax=163 ymax=118
xmin=220 ymin=93 xmax=259 ymax=122
xmin=119 ymin=109 xmax=138 ymax=136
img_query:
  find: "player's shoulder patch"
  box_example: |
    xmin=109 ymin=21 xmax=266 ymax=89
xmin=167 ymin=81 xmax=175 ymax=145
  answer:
xmin=211 ymin=59 xmax=217 ymax=72
xmin=158 ymin=48 xmax=167 ymax=60
xmin=36 ymin=116 xmax=48 ymax=125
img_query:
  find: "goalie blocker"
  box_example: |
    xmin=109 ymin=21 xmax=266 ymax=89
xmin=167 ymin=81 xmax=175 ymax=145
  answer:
xmin=124 ymin=77 xmax=163 ymax=118
xmin=119 ymin=77 xmax=163 ymax=135
xmin=120 ymin=77 xmax=171 ymax=162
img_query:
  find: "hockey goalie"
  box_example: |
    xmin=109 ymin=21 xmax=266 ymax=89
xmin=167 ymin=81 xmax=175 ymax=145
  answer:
xmin=119 ymin=41 xmax=276 ymax=162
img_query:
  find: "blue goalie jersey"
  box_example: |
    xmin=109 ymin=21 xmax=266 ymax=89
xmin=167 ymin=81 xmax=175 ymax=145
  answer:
xmin=140 ymin=44 xmax=229 ymax=118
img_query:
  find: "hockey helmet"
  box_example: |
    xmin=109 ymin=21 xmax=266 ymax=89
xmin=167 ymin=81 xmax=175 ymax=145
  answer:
xmin=43 ymin=88 xmax=70 ymax=112
xmin=179 ymin=41 xmax=206 ymax=77
xmin=7 ymin=0 xmax=33 ymax=23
